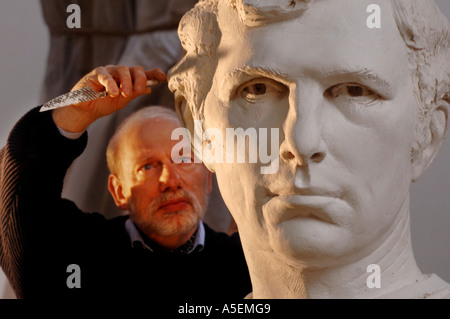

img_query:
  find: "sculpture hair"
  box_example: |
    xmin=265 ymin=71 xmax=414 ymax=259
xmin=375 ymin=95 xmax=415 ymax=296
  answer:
xmin=391 ymin=0 xmax=450 ymax=161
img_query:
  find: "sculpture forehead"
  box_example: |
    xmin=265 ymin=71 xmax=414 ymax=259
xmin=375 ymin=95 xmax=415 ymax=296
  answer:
xmin=229 ymin=0 xmax=398 ymax=28
xmin=214 ymin=0 xmax=406 ymax=86
xmin=232 ymin=0 xmax=314 ymax=27
xmin=224 ymin=0 xmax=394 ymax=27
xmin=238 ymin=0 xmax=313 ymax=7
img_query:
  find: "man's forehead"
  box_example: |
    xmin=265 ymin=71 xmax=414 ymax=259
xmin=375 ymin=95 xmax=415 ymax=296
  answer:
xmin=119 ymin=116 xmax=180 ymax=145
xmin=118 ymin=118 xmax=188 ymax=166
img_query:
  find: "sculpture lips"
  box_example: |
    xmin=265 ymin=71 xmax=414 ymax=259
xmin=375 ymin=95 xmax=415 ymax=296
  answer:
xmin=278 ymin=195 xmax=336 ymax=223
xmin=265 ymin=188 xmax=340 ymax=225
xmin=273 ymin=187 xmax=340 ymax=198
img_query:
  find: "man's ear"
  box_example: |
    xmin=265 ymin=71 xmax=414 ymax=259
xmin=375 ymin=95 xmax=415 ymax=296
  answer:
xmin=176 ymin=97 xmax=216 ymax=173
xmin=108 ymin=174 xmax=129 ymax=210
xmin=412 ymin=102 xmax=449 ymax=182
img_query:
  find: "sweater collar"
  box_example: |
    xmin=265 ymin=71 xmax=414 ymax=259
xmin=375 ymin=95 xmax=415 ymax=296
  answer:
xmin=125 ymin=218 xmax=205 ymax=254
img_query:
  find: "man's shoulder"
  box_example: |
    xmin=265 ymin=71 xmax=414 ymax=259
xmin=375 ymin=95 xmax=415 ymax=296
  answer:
xmin=203 ymin=222 xmax=238 ymax=238
xmin=203 ymin=222 xmax=242 ymax=249
xmin=107 ymin=214 xmax=130 ymax=225
xmin=64 ymin=213 xmax=131 ymax=253
xmin=59 ymin=207 xmax=130 ymax=242
xmin=102 ymin=214 xmax=130 ymax=236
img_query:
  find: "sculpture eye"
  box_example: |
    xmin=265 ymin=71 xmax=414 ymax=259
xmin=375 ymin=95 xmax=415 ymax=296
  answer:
xmin=243 ymin=83 xmax=267 ymax=96
xmin=237 ymin=78 xmax=287 ymax=104
xmin=326 ymin=83 xmax=381 ymax=106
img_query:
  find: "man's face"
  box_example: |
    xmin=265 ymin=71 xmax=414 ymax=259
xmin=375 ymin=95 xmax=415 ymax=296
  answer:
xmin=203 ymin=0 xmax=418 ymax=266
xmin=115 ymin=117 xmax=211 ymax=237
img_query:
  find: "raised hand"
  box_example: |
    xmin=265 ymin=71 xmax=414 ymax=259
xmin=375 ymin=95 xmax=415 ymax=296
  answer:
xmin=52 ymin=65 xmax=167 ymax=133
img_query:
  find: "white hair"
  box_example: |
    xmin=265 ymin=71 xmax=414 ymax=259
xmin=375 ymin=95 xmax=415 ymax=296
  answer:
xmin=106 ymin=106 xmax=179 ymax=175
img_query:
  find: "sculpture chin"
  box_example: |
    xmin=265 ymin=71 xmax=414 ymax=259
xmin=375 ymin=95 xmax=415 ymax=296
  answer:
xmin=267 ymin=217 xmax=355 ymax=267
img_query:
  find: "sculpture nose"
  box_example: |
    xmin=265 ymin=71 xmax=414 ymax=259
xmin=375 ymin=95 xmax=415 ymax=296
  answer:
xmin=280 ymin=86 xmax=327 ymax=167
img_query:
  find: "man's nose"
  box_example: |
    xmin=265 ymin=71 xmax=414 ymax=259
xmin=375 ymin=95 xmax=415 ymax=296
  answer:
xmin=159 ymin=163 xmax=181 ymax=192
xmin=279 ymin=85 xmax=327 ymax=166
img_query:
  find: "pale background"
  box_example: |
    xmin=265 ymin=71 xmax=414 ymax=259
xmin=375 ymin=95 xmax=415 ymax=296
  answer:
xmin=0 ymin=0 xmax=449 ymax=298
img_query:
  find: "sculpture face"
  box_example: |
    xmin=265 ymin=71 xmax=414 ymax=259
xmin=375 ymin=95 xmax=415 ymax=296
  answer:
xmin=202 ymin=0 xmax=420 ymax=265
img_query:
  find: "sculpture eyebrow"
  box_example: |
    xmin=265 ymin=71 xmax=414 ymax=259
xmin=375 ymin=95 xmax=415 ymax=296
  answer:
xmin=324 ymin=68 xmax=394 ymax=99
xmin=229 ymin=66 xmax=289 ymax=82
xmin=222 ymin=66 xmax=394 ymax=101
xmin=229 ymin=66 xmax=392 ymax=93
xmin=219 ymin=66 xmax=290 ymax=101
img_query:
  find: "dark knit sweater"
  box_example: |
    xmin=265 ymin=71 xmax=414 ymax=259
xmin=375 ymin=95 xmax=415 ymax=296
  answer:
xmin=0 ymin=107 xmax=251 ymax=299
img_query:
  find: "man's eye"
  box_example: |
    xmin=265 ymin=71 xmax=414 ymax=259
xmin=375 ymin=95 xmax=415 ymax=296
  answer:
xmin=140 ymin=162 xmax=160 ymax=172
xmin=237 ymin=78 xmax=286 ymax=104
xmin=142 ymin=164 xmax=152 ymax=170
xmin=326 ymin=83 xmax=381 ymax=106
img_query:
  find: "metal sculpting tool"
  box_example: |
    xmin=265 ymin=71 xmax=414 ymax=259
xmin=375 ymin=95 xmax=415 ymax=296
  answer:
xmin=39 ymin=79 xmax=159 ymax=112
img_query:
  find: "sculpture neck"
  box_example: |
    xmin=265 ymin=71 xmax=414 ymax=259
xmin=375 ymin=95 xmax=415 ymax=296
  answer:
xmin=245 ymin=194 xmax=424 ymax=298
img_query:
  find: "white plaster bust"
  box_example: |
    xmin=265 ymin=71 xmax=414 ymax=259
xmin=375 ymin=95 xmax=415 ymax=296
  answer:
xmin=168 ymin=0 xmax=450 ymax=298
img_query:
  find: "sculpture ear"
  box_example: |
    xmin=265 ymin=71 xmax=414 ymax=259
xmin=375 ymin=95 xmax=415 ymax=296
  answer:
xmin=176 ymin=97 xmax=194 ymax=137
xmin=412 ymin=101 xmax=449 ymax=182
xmin=175 ymin=97 xmax=215 ymax=172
